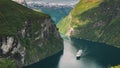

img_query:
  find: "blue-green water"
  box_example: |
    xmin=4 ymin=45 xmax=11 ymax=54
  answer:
xmin=24 ymin=37 xmax=120 ymax=68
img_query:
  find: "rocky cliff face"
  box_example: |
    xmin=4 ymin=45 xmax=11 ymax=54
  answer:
xmin=57 ymin=0 xmax=120 ymax=48
xmin=0 ymin=0 xmax=63 ymax=68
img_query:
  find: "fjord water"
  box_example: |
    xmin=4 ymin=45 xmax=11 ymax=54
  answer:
xmin=24 ymin=37 xmax=120 ymax=68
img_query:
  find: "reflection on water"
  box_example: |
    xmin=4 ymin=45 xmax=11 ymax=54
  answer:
xmin=24 ymin=37 xmax=120 ymax=68
xmin=57 ymin=38 xmax=103 ymax=68
xmin=23 ymin=51 xmax=62 ymax=68
xmin=71 ymin=38 xmax=120 ymax=66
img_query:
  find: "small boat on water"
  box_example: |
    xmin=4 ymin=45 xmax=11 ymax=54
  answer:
xmin=76 ymin=50 xmax=82 ymax=59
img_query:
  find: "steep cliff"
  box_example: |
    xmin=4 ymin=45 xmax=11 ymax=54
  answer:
xmin=57 ymin=0 xmax=120 ymax=47
xmin=0 ymin=0 xmax=63 ymax=68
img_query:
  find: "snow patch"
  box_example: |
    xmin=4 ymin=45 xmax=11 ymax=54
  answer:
xmin=1 ymin=37 xmax=14 ymax=54
xmin=27 ymin=1 xmax=78 ymax=7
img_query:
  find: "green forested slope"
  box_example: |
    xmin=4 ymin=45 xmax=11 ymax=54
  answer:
xmin=0 ymin=0 xmax=48 ymax=36
xmin=58 ymin=0 xmax=120 ymax=47
xmin=0 ymin=0 xmax=63 ymax=68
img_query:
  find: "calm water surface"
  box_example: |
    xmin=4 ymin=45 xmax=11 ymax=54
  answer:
xmin=24 ymin=37 xmax=120 ymax=68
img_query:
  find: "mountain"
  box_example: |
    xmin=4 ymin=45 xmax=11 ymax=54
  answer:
xmin=12 ymin=0 xmax=27 ymax=6
xmin=27 ymin=1 xmax=74 ymax=24
xmin=26 ymin=0 xmax=79 ymax=5
xmin=57 ymin=0 xmax=120 ymax=48
xmin=0 ymin=0 xmax=63 ymax=68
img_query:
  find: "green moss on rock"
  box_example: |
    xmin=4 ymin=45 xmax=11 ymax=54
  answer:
xmin=0 ymin=58 xmax=17 ymax=68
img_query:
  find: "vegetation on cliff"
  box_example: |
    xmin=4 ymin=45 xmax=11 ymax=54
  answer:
xmin=0 ymin=58 xmax=17 ymax=68
xmin=57 ymin=0 xmax=120 ymax=48
xmin=0 ymin=0 xmax=48 ymax=36
xmin=0 ymin=0 xmax=63 ymax=68
xmin=111 ymin=65 xmax=120 ymax=68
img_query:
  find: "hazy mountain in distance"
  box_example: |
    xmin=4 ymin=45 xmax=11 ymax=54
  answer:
xmin=26 ymin=0 xmax=79 ymax=24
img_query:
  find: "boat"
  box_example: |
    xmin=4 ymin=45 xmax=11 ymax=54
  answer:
xmin=76 ymin=50 xmax=82 ymax=59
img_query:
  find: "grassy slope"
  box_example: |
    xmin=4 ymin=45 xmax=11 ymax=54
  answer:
xmin=0 ymin=0 xmax=49 ymax=36
xmin=57 ymin=0 xmax=102 ymax=34
xmin=0 ymin=58 xmax=17 ymax=68
xmin=111 ymin=65 xmax=120 ymax=68
xmin=57 ymin=16 xmax=71 ymax=34
xmin=58 ymin=0 xmax=120 ymax=47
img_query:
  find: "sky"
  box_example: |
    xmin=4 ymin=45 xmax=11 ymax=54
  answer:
xmin=26 ymin=0 xmax=80 ymax=5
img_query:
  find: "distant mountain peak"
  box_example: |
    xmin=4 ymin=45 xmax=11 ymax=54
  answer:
xmin=12 ymin=0 xmax=27 ymax=6
xmin=27 ymin=1 xmax=75 ymax=7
